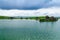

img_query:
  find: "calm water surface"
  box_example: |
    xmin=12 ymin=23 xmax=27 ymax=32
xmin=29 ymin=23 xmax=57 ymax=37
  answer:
xmin=0 ymin=19 xmax=60 ymax=40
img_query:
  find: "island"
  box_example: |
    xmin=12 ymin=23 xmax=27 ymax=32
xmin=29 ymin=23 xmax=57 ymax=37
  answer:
xmin=39 ymin=16 xmax=58 ymax=22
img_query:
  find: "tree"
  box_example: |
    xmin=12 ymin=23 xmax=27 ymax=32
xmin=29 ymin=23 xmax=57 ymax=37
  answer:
xmin=46 ymin=15 xmax=49 ymax=19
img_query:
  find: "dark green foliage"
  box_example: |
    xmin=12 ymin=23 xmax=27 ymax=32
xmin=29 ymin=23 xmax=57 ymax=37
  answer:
xmin=39 ymin=16 xmax=58 ymax=22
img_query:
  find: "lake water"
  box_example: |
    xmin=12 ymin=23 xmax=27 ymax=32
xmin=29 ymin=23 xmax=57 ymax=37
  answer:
xmin=0 ymin=19 xmax=60 ymax=40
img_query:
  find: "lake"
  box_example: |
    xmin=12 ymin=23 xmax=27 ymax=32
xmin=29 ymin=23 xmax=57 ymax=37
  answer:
xmin=0 ymin=19 xmax=60 ymax=40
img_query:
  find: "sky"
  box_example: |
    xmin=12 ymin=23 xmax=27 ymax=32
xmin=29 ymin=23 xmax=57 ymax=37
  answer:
xmin=0 ymin=0 xmax=60 ymax=16
xmin=0 ymin=0 xmax=56 ymax=10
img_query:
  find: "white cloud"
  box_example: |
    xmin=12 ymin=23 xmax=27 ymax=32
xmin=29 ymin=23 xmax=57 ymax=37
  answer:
xmin=36 ymin=7 xmax=60 ymax=17
xmin=0 ymin=9 xmax=36 ymax=16
xmin=0 ymin=7 xmax=60 ymax=17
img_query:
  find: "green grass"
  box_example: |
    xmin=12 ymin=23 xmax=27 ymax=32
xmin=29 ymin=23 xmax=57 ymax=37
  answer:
xmin=0 ymin=16 xmax=10 ymax=19
xmin=0 ymin=16 xmax=58 ymax=22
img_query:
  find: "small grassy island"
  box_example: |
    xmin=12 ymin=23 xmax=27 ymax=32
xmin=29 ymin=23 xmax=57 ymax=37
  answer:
xmin=39 ymin=16 xmax=58 ymax=22
xmin=0 ymin=16 xmax=58 ymax=22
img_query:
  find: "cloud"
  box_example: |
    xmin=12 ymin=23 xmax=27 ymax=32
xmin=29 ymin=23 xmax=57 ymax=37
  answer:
xmin=1 ymin=0 xmax=60 ymax=10
xmin=0 ymin=9 xmax=36 ymax=16
xmin=44 ymin=0 xmax=60 ymax=8
xmin=50 ymin=0 xmax=60 ymax=6
xmin=0 ymin=0 xmax=52 ymax=9
xmin=0 ymin=7 xmax=60 ymax=17
xmin=36 ymin=6 xmax=60 ymax=17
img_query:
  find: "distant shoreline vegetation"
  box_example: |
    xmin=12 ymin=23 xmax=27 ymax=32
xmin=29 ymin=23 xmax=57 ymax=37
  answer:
xmin=0 ymin=16 xmax=14 ymax=19
xmin=0 ymin=16 xmax=58 ymax=22
xmin=0 ymin=16 xmax=46 ymax=19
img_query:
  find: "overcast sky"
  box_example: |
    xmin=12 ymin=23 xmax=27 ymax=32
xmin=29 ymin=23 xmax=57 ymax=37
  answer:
xmin=0 ymin=0 xmax=60 ymax=16
xmin=0 ymin=0 xmax=59 ymax=10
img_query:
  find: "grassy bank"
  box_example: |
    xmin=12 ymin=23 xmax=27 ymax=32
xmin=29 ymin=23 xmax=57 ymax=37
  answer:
xmin=0 ymin=16 xmax=58 ymax=22
xmin=0 ymin=16 xmax=46 ymax=19
xmin=0 ymin=16 xmax=10 ymax=19
xmin=0 ymin=16 xmax=16 ymax=19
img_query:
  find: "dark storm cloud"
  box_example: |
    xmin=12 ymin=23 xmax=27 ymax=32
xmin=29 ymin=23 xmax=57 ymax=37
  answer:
xmin=0 ymin=0 xmax=55 ymax=10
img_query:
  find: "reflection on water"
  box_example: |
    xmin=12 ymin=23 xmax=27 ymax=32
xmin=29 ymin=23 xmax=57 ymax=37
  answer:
xmin=0 ymin=19 xmax=60 ymax=40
